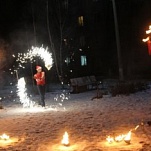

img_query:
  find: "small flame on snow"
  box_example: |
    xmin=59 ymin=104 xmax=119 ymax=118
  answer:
xmin=124 ymin=131 xmax=131 ymax=143
xmin=0 ymin=134 xmax=10 ymax=140
xmin=61 ymin=131 xmax=69 ymax=146
xmin=106 ymin=136 xmax=114 ymax=143
xmin=114 ymin=134 xmax=125 ymax=142
xmin=106 ymin=131 xmax=132 ymax=144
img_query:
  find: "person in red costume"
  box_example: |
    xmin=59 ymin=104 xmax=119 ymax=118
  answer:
xmin=34 ymin=66 xmax=46 ymax=107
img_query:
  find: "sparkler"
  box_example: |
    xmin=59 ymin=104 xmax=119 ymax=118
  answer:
xmin=54 ymin=90 xmax=70 ymax=110
xmin=12 ymin=45 xmax=53 ymax=70
xmin=17 ymin=77 xmax=34 ymax=108
xmin=27 ymin=46 xmax=53 ymax=70
xmin=12 ymin=45 xmax=53 ymax=108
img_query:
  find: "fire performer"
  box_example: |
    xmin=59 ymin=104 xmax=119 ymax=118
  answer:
xmin=34 ymin=66 xmax=46 ymax=107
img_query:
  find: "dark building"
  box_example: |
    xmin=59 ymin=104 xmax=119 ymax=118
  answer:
xmin=62 ymin=0 xmax=151 ymax=80
xmin=62 ymin=0 xmax=117 ymax=80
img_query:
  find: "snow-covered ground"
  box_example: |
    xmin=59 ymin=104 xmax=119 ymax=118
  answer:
xmin=0 ymin=86 xmax=151 ymax=151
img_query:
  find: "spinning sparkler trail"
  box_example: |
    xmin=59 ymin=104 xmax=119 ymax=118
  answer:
xmin=17 ymin=77 xmax=34 ymax=108
xmin=13 ymin=45 xmax=53 ymax=70
xmin=13 ymin=45 xmax=53 ymax=108
xmin=13 ymin=45 xmax=69 ymax=110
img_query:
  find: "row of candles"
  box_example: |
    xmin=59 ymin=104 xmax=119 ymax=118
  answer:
xmin=0 ymin=125 xmax=139 ymax=147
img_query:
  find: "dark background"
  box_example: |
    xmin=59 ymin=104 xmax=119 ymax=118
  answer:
xmin=0 ymin=0 xmax=151 ymax=85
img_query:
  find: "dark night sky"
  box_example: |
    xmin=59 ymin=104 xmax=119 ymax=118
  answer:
xmin=1 ymin=0 xmax=151 ymax=78
xmin=0 ymin=0 xmax=151 ymax=43
xmin=0 ymin=0 xmax=29 ymax=37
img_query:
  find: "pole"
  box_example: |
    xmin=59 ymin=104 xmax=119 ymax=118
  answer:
xmin=15 ymin=70 xmax=19 ymax=81
xmin=112 ymin=0 xmax=124 ymax=81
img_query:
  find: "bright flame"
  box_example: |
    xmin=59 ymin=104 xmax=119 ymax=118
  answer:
xmin=106 ymin=124 xmax=140 ymax=144
xmin=0 ymin=134 xmax=10 ymax=140
xmin=106 ymin=131 xmax=132 ymax=144
xmin=17 ymin=77 xmax=34 ymax=108
xmin=142 ymin=25 xmax=151 ymax=42
xmin=61 ymin=132 xmax=69 ymax=146
xmin=114 ymin=134 xmax=125 ymax=142
xmin=106 ymin=136 xmax=114 ymax=143
xmin=124 ymin=131 xmax=131 ymax=141
xmin=146 ymin=29 xmax=151 ymax=34
xmin=142 ymin=36 xmax=149 ymax=42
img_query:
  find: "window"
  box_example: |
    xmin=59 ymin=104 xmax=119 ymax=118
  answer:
xmin=81 ymin=56 xmax=87 ymax=66
xmin=78 ymin=16 xmax=84 ymax=26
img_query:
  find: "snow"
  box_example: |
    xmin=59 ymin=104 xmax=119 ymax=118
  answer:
xmin=0 ymin=86 xmax=151 ymax=151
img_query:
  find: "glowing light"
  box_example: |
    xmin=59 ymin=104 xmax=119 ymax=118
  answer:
xmin=142 ymin=25 xmax=151 ymax=42
xmin=142 ymin=36 xmax=149 ymax=42
xmin=106 ymin=136 xmax=114 ymax=143
xmin=146 ymin=29 xmax=151 ymax=34
xmin=106 ymin=124 xmax=140 ymax=144
xmin=0 ymin=134 xmax=9 ymax=140
xmin=124 ymin=131 xmax=131 ymax=144
xmin=106 ymin=131 xmax=132 ymax=144
xmin=30 ymin=46 xmax=53 ymax=70
xmin=61 ymin=131 xmax=69 ymax=146
xmin=0 ymin=136 xmax=21 ymax=147
xmin=17 ymin=77 xmax=35 ymax=108
xmin=114 ymin=134 xmax=125 ymax=142
xmin=14 ymin=45 xmax=53 ymax=70
xmin=134 ymin=125 xmax=139 ymax=130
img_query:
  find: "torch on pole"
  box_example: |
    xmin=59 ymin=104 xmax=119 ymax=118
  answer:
xmin=111 ymin=0 xmax=124 ymax=81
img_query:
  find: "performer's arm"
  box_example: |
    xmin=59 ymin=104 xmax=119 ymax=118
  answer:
xmin=41 ymin=72 xmax=45 ymax=79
